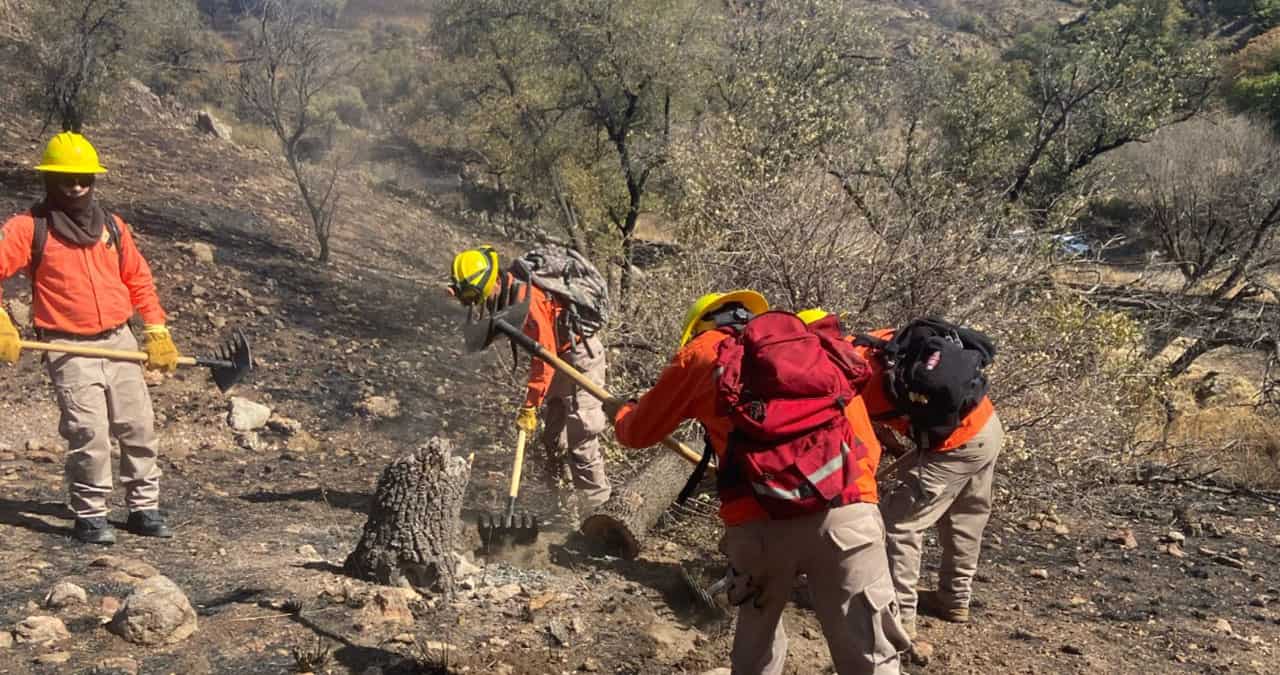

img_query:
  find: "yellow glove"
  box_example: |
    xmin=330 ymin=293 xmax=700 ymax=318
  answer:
xmin=143 ymin=324 xmax=180 ymax=373
xmin=0 ymin=309 xmax=20 ymax=365
xmin=515 ymin=406 xmax=539 ymax=433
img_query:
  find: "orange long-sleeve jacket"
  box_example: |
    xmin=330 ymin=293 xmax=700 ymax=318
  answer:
xmin=613 ymin=329 xmax=884 ymax=526
xmin=854 ymin=327 xmax=994 ymax=452
xmin=0 ymin=211 xmax=165 ymax=335
xmin=520 ymin=281 xmax=570 ymax=409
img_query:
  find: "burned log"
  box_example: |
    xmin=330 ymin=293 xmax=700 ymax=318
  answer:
xmin=344 ymin=437 xmax=471 ymax=594
xmin=580 ymin=450 xmax=693 ymax=559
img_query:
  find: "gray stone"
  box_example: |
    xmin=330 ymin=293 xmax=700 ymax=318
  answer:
xmin=108 ymin=575 xmax=198 ymax=645
xmin=228 ymin=397 xmax=271 ymax=431
xmin=194 ymin=110 xmax=232 ymax=141
xmin=43 ymin=581 xmax=88 ymax=609
xmin=187 ymin=242 xmax=215 ymax=264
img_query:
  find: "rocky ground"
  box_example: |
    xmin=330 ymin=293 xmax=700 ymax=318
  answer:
xmin=0 ymin=76 xmax=1278 ymax=675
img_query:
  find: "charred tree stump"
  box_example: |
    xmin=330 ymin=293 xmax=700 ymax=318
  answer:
xmin=344 ymin=437 xmax=471 ymax=595
xmin=580 ymin=451 xmax=692 ymax=559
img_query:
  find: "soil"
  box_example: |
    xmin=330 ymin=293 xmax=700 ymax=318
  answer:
xmin=0 ymin=77 xmax=1277 ymax=675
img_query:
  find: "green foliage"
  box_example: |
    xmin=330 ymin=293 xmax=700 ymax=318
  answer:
xmin=21 ymin=0 xmax=216 ymax=131
xmin=1225 ymin=28 xmax=1280 ymax=130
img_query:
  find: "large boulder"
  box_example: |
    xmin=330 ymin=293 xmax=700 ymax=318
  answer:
xmin=108 ymin=575 xmax=197 ymax=646
xmin=194 ymin=110 xmax=232 ymax=141
xmin=43 ymin=581 xmax=88 ymax=609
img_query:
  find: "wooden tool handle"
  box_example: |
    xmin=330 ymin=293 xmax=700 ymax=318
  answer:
xmin=509 ymin=429 xmax=528 ymax=500
xmin=876 ymin=449 xmax=918 ymax=480
xmin=21 ymin=340 xmax=198 ymax=367
xmin=498 ymin=321 xmax=705 ymax=467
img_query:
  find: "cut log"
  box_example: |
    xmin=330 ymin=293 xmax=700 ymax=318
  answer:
xmin=344 ymin=437 xmax=471 ymax=595
xmin=580 ymin=451 xmax=693 ymax=559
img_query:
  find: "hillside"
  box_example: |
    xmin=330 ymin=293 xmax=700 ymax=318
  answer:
xmin=0 ymin=6 xmax=1278 ymax=675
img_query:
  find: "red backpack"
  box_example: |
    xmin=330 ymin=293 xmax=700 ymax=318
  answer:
xmin=713 ymin=312 xmax=873 ymax=519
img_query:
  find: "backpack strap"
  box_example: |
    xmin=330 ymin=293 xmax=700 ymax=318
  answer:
xmin=28 ymin=205 xmax=125 ymax=284
xmin=676 ymin=427 xmax=715 ymax=505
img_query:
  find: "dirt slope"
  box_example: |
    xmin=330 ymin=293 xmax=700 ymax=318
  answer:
xmin=0 ymin=81 xmax=1276 ymax=675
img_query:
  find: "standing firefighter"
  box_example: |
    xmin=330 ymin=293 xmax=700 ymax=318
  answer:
xmin=449 ymin=245 xmax=612 ymax=513
xmin=0 ymin=132 xmax=179 ymax=544
xmin=803 ymin=310 xmax=1003 ymax=642
xmin=612 ymin=292 xmax=909 ymax=675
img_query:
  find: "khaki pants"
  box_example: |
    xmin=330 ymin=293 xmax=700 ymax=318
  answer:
xmin=541 ymin=334 xmax=611 ymax=510
xmin=45 ymin=326 xmax=162 ymax=518
xmin=880 ymin=414 xmax=1004 ymax=624
xmin=720 ymin=503 xmax=910 ymax=675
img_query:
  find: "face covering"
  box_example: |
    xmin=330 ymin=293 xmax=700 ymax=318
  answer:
xmin=41 ymin=175 xmax=108 ymax=246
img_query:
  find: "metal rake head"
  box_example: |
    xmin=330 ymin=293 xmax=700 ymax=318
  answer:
xmin=198 ymin=328 xmax=254 ymax=393
xmin=462 ymin=276 xmax=531 ymax=353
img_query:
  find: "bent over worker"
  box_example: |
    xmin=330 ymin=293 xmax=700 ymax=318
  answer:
xmin=612 ymin=292 xmax=909 ymax=675
xmin=819 ymin=315 xmax=1003 ymax=640
xmin=0 ymin=132 xmax=179 ymax=544
xmin=449 ymin=245 xmax=611 ymax=512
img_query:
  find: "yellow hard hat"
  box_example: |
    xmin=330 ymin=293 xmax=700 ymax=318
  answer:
xmin=35 ymin=132 xmax=108 ymax=174
xmin=796 ymin=308 xmax=830 ymax=324
xmin=679 ymin=290 xmax=769 ymax=347
xmin=450 ymin=246 xmax=500 ymax=305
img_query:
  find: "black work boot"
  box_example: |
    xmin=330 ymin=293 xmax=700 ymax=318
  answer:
xmin=125 ymin=510 xmax=174 ymax=538
xmin=74 ymin=516 xmax=117 ymax=545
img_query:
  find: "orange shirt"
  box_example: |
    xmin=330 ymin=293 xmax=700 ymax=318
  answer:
xmin=0 ymin=211 xmax=165 ymax=335
xmin=852 ymin=327 xmax=994 ymax=452
xmin=613 ymin=329 xmax=883 ymax=526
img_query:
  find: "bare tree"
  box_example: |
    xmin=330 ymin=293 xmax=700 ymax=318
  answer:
xmin=237 ymin=0 xmax=357 ymax=263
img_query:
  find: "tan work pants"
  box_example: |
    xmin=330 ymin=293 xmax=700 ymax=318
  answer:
xmin=45 ymin=326 xmax=162 ymax=518
xmin=541 ymin=334 xmax=611 ymax=510
xmin=720 ymin=502 xmax=910 ymax=675
xmin=880 ymin=414 xmax=1004 ymax=623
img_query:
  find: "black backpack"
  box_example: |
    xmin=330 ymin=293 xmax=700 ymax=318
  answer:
xmin=855 ymin=318 xmax=995 ymax=449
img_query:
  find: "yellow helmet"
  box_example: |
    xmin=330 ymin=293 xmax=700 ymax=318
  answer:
xmin=450 ymin=246 xmax=500 ymax=305
xmin=35 ymin=132 xmax=108 ymax=174
xmin=796 ymin=308 xmax=830 ymax=324
xmin=679 ymin=290 xmax=769 ymax=347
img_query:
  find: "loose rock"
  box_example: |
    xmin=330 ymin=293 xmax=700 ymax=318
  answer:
xmin=90 ymin=556 xmax=159 ymax=582
xmin=108 ymin=575 xmax=198 ymax=645
xmin=1029 ymin=568 xmax=1049 ymax=579
xmin=0 ymin=631 xmax=10 ymax=649
xmin=194 ymin=111 xmax=233 ymax=141
xmin=186 ymin=242 xmax=216 ymax=264
xmin=1213 ymin=618 xmax=1233 ymax=634
xmin=356 ymin=394 xmax=401 ymax=419
xmin=228 ymin=397 xmax=272 ymax=431
xmin=33 ymin=651 xmax=71 ymax=665
xmin=95 ymin=656 xmax=140 ymax=675
xmin=43 ymin=581 xmax=88 ymax=609
xmin=355 ymin=589 xmax=414 ymax=631
xmin=14 ymin=616 xmax=69 ymax=644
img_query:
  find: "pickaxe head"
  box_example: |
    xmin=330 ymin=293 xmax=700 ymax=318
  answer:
xmin=203 ymin=329 xmax=254 ymax=393
xmin=462 ymin=277 xmax=530 ymax=353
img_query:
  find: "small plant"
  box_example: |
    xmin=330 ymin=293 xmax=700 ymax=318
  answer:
xmin=291 ymin=636 xmax=332 ymax=673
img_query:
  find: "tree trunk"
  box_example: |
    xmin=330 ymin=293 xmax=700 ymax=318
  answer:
xmin=344 ymin=437 xmax=471 ymax=595
xmin=579 ymin=451 xmax=693 ymax=560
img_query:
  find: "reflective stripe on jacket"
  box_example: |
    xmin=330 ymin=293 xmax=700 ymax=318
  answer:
xmin=0 ymin=212 xmax=165 ymax=334
xmin=613 ymin=329 xmax=884 ymax=526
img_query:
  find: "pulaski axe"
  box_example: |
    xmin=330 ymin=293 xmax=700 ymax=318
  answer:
xmin=21 ymin=328 xmax=254 ymax=393
xmin=462 ymin=277 xmax=704 ymax=466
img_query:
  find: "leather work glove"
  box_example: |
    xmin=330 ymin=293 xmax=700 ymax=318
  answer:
xmin=515 ymin=405 xmax=539 ymax=433
xmin=0 ymin=309 xmax=20 ymax=365
xmin=143 ymin=324 xmax=180 ymax=373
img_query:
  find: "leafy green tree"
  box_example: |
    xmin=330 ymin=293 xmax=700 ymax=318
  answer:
xmin=1225 ymin=27 xmax=1280 ymax=131
xmin=429 ymin=0 xmax=715 ymax=295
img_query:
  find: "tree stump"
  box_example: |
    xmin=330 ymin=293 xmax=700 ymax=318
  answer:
xmin=344 ymin=437 xmax=471 ymax=594
xmin=580 ymin=451 xmax=693 ymax=559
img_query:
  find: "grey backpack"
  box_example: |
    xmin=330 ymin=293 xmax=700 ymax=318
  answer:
xmin=510 ymin=245 xmax=610 ymax=339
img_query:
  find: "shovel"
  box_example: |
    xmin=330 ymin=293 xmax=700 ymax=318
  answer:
xmin=462 ymin=278 xmax=704 ymax=466
xmin=20 ymin=328 xmax=254 ymax=393
xmin=478 ymin=428 xmax=540 ymax=549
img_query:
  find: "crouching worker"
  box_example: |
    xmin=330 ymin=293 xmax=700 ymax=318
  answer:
xmin=803 ymin=310 xmax=1003 ymax=641
xmin=611 ymin=292 xmax=910 ymax=675
xmin=0 ymin=132 xmax=179 ymax=544
xmin=449 ymin=245 xmax=612 ymax=514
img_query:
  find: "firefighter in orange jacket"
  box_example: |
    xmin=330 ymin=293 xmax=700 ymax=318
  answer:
xmin=799 ymin=311 xmax=1004 ymax=642
xmin=0 ymin=132 xmax=179 ymax=544
xmin=450 ymin=246 xmax=611 ymax=513
xmin=612 ymin=292 xmax=909 ymax=675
